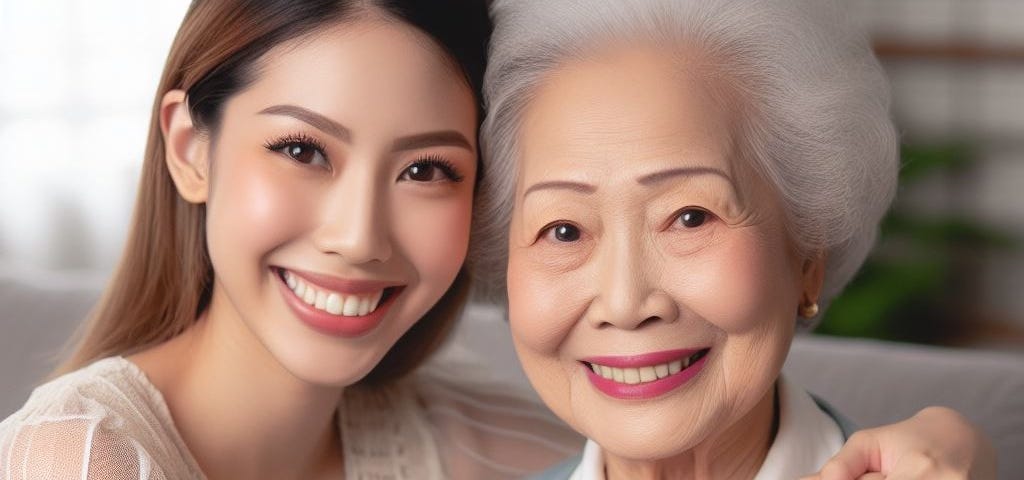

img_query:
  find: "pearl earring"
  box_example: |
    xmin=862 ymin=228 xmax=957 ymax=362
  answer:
xmin=799 ymin=301 xmax=819 ymax=318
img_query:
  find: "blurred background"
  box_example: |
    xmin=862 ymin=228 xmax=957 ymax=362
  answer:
xmin=1 ymin=3 xmax=1023 ymax=476
xmin=0 ymin=0 xmax=1022 ymax=351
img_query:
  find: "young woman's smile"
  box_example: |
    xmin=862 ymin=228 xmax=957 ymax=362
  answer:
xmin=273 ymin=266 xmax=406 ymax=337
xmin=200 ymin=20 xmax=478 ymax=386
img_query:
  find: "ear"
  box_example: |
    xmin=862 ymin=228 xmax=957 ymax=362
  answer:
xmin=161 ymin=89 xmax=210 ymax=204
xmin=800 ymin=252 xmax=826 ymax=307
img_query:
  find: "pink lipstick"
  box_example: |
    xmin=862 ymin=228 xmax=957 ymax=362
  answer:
xmin=274 ymin=267 xmax=403 ymax=337
xmin=582 ymin=348 xmax=710 ymax=400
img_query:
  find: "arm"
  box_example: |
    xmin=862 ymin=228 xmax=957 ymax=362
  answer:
xmin=803 ymin=406 xmax=996 ymax=480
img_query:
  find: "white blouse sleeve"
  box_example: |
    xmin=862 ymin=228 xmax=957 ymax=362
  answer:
xmin=0 ymin=359 xmax=195 ymax=480
xmin=1 ymin=415 xmax=160 ymax=480
xmin=414 ymin=363 xmax=584 ymax=479
xmin=0 ymin=394 xmax=165 ymax=480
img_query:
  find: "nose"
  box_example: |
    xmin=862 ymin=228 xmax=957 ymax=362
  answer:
xmin=585 ymin=232 xmax=678 ymax=330
xmin=311 ymin=174 xmax=392 ymax=264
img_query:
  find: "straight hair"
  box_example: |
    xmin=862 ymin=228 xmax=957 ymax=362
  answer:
xmin=55 ymin=0 xmax=491 ymax=385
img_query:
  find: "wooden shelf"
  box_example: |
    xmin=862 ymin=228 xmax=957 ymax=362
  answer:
xmin=874 ymin=40 xmax=1024 ymax=63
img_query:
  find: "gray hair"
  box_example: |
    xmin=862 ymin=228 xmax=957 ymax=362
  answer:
xmin=471 ymin=0 xmax=899 ymax=325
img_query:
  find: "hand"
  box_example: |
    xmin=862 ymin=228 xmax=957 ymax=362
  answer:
xmin=801 ymin=406 xmax=996 ymax=480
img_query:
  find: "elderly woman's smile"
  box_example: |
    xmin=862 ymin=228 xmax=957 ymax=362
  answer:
xmin=506 ymin=46 xmax=820 ymax=469
xmin=580 ymin=347 xmax=712 ymax=399
xmin=481 ymin=0 xmax=899 ymax=475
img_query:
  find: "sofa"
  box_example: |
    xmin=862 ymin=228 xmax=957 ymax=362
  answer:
xmin=2 ymin=267 xmax=1022 ymax=478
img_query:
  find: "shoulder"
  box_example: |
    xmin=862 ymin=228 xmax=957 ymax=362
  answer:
xmin=0 ymin=357 xmax=178 ymax=479
xmin=3 ymin=357 xmax=163 ymax=426
xmin=409 ymin=363 xmax=584 ymax=478
xmin=526 ymin=454 xmax=582 ymax=480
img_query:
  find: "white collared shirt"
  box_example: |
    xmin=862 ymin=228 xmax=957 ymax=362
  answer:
xmin=569 ymin=376 xmax=845 ymax=480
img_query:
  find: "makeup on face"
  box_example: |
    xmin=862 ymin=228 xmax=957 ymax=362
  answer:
xmin=274 ymin=267 xmax=405 ymax=337
xmin=199 ymin=20 xmax=478 ymax=386
xmin=507 ymin=46 xmax=803 ymax=461
xmin=581 ymin=348 xmax=711 ymax=400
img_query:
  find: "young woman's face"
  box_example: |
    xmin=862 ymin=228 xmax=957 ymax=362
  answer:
xmin=507 ymin=47 xmax=813 ymax=460
xmin=201 ymin=20 xmax=477 ymax=386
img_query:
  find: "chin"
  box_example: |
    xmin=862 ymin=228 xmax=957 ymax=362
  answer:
xmin=269 ymin=340 xmax=383 ymax=388
xmin=583 ymin=411 xmax=713 ymax=461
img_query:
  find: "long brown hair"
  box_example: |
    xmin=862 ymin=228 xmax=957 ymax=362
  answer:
xmin=55 ymin=0 xmax=490 ymax=385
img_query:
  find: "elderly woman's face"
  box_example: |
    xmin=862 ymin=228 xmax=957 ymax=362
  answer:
xmin=507 ymin=47 xmax=821 ymax=460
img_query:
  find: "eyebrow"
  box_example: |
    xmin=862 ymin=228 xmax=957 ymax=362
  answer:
xmin=522 ymin=166 xmax=736 ymax=200
xmin=636 ymin=167 xmax=736 ymax=189
xmin=258 ymin=104 xmax=474 ymax=153
xmin=523 ymin=180 xmax=598 ymax=198
xmin=392 ymin=130 xmax=474 ymax=152
xmin=259 ymin=105 xmax=351 ymax=142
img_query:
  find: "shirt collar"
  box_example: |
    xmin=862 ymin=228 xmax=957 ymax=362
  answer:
xmin=570 ymin=376 xmax=844 ymax=480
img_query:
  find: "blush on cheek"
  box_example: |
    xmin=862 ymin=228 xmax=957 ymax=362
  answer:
xmin=397 ymin=198 xmax=472 ymax=283
xmin=207 ymin=163 xmax=310 ymax=267
xmin=507 ymin=260 xmax=577 ymax=355
xmin=684 ymin=234 xmax=798 ymax=334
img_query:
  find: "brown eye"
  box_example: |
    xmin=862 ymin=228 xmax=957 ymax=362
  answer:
xmin=286 ymin=144 xmax=310 ymax=162
xmin=284 ymin=143 xmax=327 ymax=166
xmin=405 ymin=163 xmax=440 ymax=182
xmin=399 ymin=158 xmax=464 ymax=183
xmin=677 ymin=209 xmax=707 ymax=228
xmin=266 ymin=136 xmax=329 ymax=168
xmin=551 ymin=223 xmax=580 ymax=242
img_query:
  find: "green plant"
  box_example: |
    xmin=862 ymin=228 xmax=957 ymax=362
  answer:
xmin=817 ymin=143 xmax=1019 ymax=343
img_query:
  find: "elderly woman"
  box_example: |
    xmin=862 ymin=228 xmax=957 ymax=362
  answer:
xmin=474 ymin=0 xmax=992 ymax=478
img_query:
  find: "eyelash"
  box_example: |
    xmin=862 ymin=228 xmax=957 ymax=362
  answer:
xmin=264 ymin=133 xmax=328 ymax=163
xmin=403 ymin=155 xmax=465 ymax=183
xmin=536 ymin=221 xmax=582 ymax=243
xmin=263 ymin=133 xmax=465 ymax=184
xmin=671 ymin=207 xmax=712 ymax=226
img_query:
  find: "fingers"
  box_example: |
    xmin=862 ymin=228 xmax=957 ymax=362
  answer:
xmin=814 ymin=430 xmax=884 ymax=480
xmin=855 ymin=474 xmax=886 ymax=480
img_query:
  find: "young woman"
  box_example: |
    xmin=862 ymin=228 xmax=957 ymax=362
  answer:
xmin=0 ymin=1 xmax=994 ymax=479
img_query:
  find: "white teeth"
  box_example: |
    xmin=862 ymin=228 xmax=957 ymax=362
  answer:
xmin=590 ymin=353 xmax=706 ymax=385
xmin=282 ymin=270 xmax=388 ymax=318
xmin=371 ymin=290 xmax=384 ymax=312
xmin=342 ymin=295 xmax=360 ymax=316
xmin=326 ymin=293 xmax=343 ymax=315
xmin=655 ymin=363 xmax=669 ymax=379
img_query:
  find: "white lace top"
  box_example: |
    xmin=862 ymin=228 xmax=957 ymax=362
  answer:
xmin=0 ymin=357 xmax=583 ymax=480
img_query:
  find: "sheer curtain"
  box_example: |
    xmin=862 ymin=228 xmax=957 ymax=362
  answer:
xmin=0 ymin=0 xmax=190 ymax=274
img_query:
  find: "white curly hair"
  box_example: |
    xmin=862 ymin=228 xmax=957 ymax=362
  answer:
xmin=469 ymin=0 xmax=899 ymax=327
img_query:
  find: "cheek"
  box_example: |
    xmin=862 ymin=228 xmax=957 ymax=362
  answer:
xmin=506 ymin=249 xmax=582 ymax=355
xmin=206 ymin=159 xmax=308 ymax=268
xmin=392 ymin=191 xmax=473 ymax=284
xmin=676 ymin=230 xmax=798 ymax=409
xmin=677 ymin=232 xmax=800 ymax=334
xmin=507 ymin=249 xmax=581 ymax=423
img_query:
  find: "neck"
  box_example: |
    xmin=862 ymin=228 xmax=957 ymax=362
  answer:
xmin=131 ymin=284 xmax=345 ymax=480
xmin=603 ymin=384 xmax=778 ymax=480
